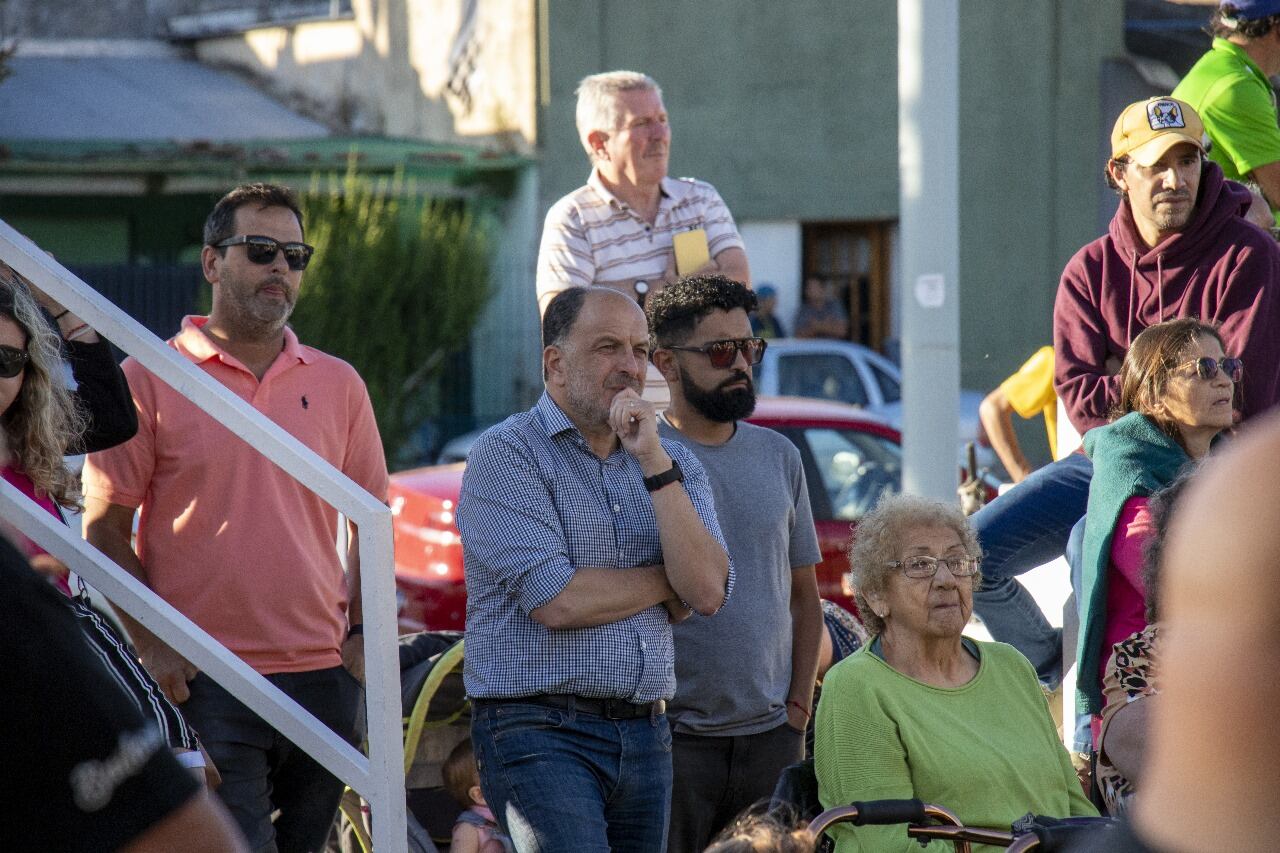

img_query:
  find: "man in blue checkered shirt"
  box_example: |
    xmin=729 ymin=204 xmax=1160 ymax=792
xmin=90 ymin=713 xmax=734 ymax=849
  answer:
xmin=459 ymin=286 xmax=733 ymax=852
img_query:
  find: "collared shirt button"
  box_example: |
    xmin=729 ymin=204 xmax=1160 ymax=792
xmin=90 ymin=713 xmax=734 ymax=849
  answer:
xmin=612 ymin=504 xmax=620 ymax=512
xmin=640 ymin=639 xmax=647 ymax=650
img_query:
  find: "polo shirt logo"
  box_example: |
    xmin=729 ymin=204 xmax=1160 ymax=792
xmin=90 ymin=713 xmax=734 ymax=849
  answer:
xmin=1147 ymin=100 xmax=1184 ymax=130
xmin=302 ymin=395 xmax=309 ymax=410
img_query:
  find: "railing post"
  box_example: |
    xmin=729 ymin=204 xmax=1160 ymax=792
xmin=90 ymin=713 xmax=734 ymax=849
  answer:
xmin=0 ymin=220 xmax=407 ymax=851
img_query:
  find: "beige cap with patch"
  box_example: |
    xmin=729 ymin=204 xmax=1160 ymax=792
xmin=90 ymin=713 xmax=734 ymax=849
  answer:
xmin=1111 ymin=97 xmax=1208 ymax=167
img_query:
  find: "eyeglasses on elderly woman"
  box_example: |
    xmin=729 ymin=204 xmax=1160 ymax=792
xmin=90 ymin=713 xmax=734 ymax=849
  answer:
xmin=884 ymin=555 xmax=981 ymax=579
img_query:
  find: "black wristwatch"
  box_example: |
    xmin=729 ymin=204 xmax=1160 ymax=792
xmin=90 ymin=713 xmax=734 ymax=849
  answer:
xmin=643 ymin=459 xmax=684 ymax=492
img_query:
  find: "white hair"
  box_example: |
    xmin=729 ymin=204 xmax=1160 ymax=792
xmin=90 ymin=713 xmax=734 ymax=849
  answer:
xmin=574 ymin=70 xmax=662 ymax=159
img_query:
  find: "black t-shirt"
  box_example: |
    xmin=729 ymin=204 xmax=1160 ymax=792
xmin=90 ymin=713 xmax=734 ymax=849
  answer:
xmin=0 ymin=535 xmax=198 ymax=851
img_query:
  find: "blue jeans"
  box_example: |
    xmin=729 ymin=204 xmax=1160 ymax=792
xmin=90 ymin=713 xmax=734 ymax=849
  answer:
xmin=181 ymin=666 xmax=363 ymax=853
xmin=970 ymin=452 xmax=1093 ymax=687
xmin=471 ymin=700 xmax=672 ymax=852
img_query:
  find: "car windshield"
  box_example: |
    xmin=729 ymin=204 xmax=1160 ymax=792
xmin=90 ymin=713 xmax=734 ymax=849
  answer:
xmin=869 ymin=362 xmax=901 ymax=403
xmin=805 ymin=427 xmax=901 ymax=520
xmin=776 ymin=354 xmax=870 ymax=406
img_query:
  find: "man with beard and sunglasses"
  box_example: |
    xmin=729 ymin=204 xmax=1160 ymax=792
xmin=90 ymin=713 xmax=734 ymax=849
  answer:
xmin=647 ymin=275 xmax=823 ymax=852
xmin=459 ymin=286 xmax=732 ymax=852
xmin=968 ymin=97 xmax=1280 ymax=702
xmin=82 ymin=183 xmax=388 ymax=851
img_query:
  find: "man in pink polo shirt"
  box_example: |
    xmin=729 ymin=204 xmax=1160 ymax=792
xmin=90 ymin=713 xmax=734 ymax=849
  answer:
xmin=83 ymin=183 xmax=388 ymax=852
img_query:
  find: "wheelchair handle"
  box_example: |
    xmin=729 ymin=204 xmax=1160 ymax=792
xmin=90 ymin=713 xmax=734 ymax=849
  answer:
xmin=808 ymin=798 xmax=961 ymax=834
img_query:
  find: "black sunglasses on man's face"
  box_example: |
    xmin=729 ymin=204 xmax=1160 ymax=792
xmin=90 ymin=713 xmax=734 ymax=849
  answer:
xmin=213 ymin=235 xmax=315 ymax=271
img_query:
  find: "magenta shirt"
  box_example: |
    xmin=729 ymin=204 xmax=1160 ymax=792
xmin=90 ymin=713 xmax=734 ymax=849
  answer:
xmin=3 ymin=464 xmax=73 ymax=596
xmin=1101 ymin=496 xmax=1154 ymax=686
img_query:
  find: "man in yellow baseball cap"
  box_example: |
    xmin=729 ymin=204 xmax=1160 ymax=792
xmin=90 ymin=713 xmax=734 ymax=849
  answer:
xmin=1104 ymin=97 xmax=1212 ymax=246
xmin=969 ymin=93 xmax=1280 ymax=697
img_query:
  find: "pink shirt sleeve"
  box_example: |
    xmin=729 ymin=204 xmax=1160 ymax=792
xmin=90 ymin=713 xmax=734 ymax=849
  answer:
xmin=1109 ymin=496 xmax=1154 ymax=594
xmin=342 ymin=377 xmax=389 ymax=502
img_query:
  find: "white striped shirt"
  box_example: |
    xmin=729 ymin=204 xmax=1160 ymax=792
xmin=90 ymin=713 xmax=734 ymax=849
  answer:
xmin=536 ymin=171 xmax=745 ymax=305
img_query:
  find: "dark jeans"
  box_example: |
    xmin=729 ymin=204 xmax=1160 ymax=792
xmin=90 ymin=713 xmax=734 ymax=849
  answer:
xmin=970 ymin=452 xmax=1094 ymax=687
xmin=667 ymin=722 xmax=806 ymax=853
xmin=471 ymin=699 xmax=672 ymax=853
xmin=181 ymin=665 xmax=363 ymax=853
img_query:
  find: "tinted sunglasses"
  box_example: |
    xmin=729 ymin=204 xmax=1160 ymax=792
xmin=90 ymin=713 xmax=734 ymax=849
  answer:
xmin=214 ymin=235 xmax=315 ymax=271
xmin=0 ymin=345 xmax=29 ymax=379
xmin=666 ymin=337 xmax=767 ymax=369
xmin=1179 ymin=356 xmax=1243 ymax=383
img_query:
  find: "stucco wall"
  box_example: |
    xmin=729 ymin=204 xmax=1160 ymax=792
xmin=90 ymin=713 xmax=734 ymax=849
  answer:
xmin=193 ymin=0 xmax=537 ymax=149
xmin=537 ymin=0 xmax=1125 ymax=396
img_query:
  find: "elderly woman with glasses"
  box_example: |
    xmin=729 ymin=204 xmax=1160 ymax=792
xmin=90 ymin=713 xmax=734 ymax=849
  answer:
xmin=813 ymin=494 xmax=1094 ymax=852
xmin=1076 ymin=318 xmax=1237 ymax=739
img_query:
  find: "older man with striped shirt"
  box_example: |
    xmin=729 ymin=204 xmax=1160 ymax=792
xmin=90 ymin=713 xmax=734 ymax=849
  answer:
xmin=536 ymin=70 xmax=751 ymax=403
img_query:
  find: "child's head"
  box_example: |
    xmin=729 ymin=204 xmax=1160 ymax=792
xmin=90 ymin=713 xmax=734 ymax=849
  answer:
xmin=704 ymin=812 xmax=815 ymax=853
xmin=443 ymin=739 xmax=486 ymax=809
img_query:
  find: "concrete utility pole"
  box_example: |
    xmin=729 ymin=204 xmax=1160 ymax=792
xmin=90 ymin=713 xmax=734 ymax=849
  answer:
xmin=897 ymin=0 xmax=961 ymax=501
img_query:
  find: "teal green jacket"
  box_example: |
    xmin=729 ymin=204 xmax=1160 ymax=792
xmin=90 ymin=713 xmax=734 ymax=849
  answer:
xmin=1077 ymin=413 xmax=1190 ymax=715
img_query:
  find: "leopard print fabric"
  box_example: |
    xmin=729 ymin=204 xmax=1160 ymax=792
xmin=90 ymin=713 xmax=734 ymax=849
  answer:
xmin=1096 ymin=624 xmax=1161 ymax=815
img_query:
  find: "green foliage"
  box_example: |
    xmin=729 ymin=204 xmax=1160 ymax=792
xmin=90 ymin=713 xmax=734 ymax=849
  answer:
xmin=292 ymin=167 xmax=490 ymax=466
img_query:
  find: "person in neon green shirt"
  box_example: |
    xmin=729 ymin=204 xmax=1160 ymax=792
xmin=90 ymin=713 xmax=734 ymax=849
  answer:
xmin=980 ymin=346 xmax=1057 ymax=483
xmin=814 ymin=495 xmax=1095 ymax=852
xmin=1173 ymin=2 xmax=1280 ymax=217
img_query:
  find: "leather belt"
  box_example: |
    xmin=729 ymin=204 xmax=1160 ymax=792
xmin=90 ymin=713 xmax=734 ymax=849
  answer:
xmin=474 ymin=694 xmax=666 ymax=720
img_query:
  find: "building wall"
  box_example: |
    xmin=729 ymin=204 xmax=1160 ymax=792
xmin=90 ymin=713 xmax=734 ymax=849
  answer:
xmin=957 ymin=1 xmax=1125 ymax=396
xmin=537 ymin=0 xmax=1125 ymax=398
xmin=192 ymin=0 xmax=537 ymax=149
xmin=738 ymin=221 xmax=802 ymax=328
xmin=470 ymin=165 xmax=544 ymax=422
xmin=537 ymin=0 xmax=900 ymax=226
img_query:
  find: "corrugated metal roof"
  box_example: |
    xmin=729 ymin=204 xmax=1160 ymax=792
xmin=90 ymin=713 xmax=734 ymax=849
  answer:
xmin=0 ymin=55 xmax=330 ymax=141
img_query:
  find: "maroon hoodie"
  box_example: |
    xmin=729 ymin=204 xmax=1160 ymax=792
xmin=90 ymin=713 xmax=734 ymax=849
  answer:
xmin=1054 ymin=161 xmax=1280 ymax=434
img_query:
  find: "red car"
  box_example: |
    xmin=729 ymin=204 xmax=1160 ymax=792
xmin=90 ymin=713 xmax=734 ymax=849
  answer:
xmin=390 ymin=396 xmax=907 ymax=633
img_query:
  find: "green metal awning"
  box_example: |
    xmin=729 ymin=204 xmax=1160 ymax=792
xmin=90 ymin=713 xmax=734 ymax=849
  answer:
xmin=0 ymin=137 xmax=529 ymax=197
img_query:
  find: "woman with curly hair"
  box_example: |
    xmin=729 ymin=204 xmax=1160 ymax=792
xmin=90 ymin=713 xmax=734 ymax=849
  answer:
xmin=0 ymin=265 xmax=206 ymax=775
xmin=814 ymin=493 xmax=1094 ymax=852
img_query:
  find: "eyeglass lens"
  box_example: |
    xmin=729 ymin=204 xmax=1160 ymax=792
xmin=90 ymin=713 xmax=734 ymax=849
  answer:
xmin=0 ymin=345 xmax=29 ymax=379
xmin=242 ymin=237 xmax=313 ymax=271
xmin=706 ymin=339 xmax=765 ymax=368
xmin=1195 ymin=357 xmax=1243 ymax=382
xmin=902 ymin=556 xmax=979 ymax=578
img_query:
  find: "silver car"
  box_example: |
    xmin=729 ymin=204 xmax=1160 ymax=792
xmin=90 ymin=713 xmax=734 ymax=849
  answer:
xmin=753 ymin=338 xmax=1002 ymax=477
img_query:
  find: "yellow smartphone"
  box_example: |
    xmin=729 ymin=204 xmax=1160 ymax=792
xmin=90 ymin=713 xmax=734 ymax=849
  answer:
xmin=673 ymin=228 xmax=710 ymax=276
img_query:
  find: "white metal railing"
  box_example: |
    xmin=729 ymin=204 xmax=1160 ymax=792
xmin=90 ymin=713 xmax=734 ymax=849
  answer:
xmin=0 ymin=220 xmax=406 ymax=852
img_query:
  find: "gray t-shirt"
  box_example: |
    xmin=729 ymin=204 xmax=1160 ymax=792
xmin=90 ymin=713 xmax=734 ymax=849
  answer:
xmin=658 ymin=417 xmax=822 ymax=735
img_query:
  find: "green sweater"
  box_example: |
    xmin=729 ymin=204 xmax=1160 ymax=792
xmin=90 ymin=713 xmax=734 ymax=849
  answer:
xmin=814 ymin=641 xmax=1096 ymax=852
xmin=1077 ymin=412 xmax=1190 ymax=715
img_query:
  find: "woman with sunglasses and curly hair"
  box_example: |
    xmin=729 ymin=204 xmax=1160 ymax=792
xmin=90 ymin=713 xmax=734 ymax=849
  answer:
xmin=1075 ymin=317 xmax=1238 ymax=741
xmin=0 ymin=266 xmax=207 ymax=776
xmin=0 ymin=263 xmax=138 ymax=583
